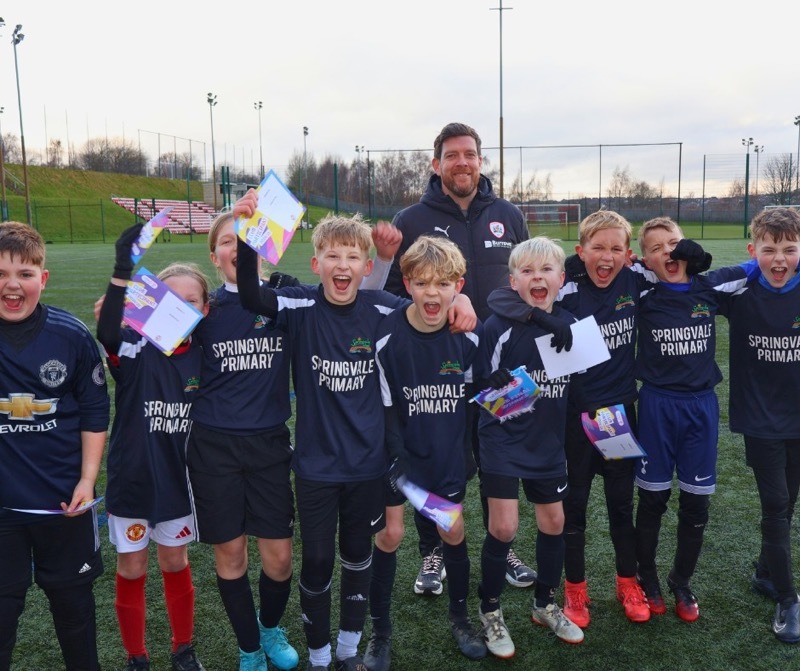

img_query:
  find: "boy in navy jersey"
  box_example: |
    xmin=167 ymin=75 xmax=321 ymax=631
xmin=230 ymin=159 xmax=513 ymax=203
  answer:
xmin=0 ymin=222 xmax=109 ymax=671
xmin=364 ymin=236 xmax=485 ymax=670
xmin=234 ymin=190 xmax=475 ymax=671
xmin=634 ymin=217 xmax=754 ymax=624
xmin=98 ymin=224 xmax=209 ymax=671
xmin=477 ymin=237 xmax=584 ymax=650
xmin=722 ymin=208 xmax=800 ymax=643
xmin=488 ymin=210 xmax=656 ymax=627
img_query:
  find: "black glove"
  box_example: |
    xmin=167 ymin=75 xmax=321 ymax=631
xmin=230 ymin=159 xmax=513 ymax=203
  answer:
xmin=564 ymin=254 xmax=589 ymax=284
xmin=487 ymin=367 xmax=514 ymax=390
xmin=113 ymin=223 xmax=143 ymax=280
xmin=387 ymin=457 xmax=408 ymax=494
xmin=268 ymin=271 xmax=301 ymax=289
xmin=529 ymin=307 xmax=573 ymax=353
xmin=670 ymin=239 xmax=711 ymax=276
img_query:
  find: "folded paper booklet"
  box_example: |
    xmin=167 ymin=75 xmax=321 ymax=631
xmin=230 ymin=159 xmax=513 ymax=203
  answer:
xmin=235 ymin=169 xmax=306 ymax=265
xmin=396 ymin=475 xmax=462 ymax=532
xmin=471 ymin=366 xmax=540 ymax=422
xmin=123 ymin=268 xmax=203 ymax=356
xmin=581 ymin=404 xmax=646 ymax=460
xmin=8 ymin=496 xmax=104 ymax=515
xmin=130 ymin=207 xmax=172 ymax=264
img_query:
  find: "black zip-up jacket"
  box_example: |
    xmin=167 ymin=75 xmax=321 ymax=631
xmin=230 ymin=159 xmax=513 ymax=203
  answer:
xmin=385 ymin=174 xmax=528 ymax=321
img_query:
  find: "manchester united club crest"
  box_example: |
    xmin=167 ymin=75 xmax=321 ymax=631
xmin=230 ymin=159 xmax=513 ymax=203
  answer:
xmin=489 ymin=221 xmax=505 ymax=239
xmin=39 ymin=359 xmax=68 ymax=388
xmin=125 ymin=523 xmax=146 ymax=543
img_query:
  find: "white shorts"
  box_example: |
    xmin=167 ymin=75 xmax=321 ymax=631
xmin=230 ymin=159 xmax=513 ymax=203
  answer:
xmin=108 ymin=513 xmax=196 ymax=553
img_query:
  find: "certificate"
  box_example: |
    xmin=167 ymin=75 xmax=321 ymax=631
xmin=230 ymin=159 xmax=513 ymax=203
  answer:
xmin=8 ymin=496 xmax=105 ymax=515
xmin=535 ymin=316 xmax=611 ymax=379
xmin=235 ymin=170 xmax=306 ymax=265
xmin=581 ymin=404 xmax=646 ymax=460
xmin=123 ymin=268 xmax=203 ymax=356
xmin=471 ymin=366 xmax=540 ymax=422
xmin=131 ymin=207 xmax=172 ymax=264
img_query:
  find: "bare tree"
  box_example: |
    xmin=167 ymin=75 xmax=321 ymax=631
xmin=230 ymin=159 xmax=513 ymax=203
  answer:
xmin=1 ymin=133 xmax=20 ymax=163
xmin=727 ymin=178 xmax=745 ymax=198
xmin=762 ymin=154 xmax=794 ymax=205
xmin=47 ymin=139 xmax=63 ymax=168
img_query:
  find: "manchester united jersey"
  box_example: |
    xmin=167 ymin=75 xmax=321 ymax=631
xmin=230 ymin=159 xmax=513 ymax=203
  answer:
xmin=0 ymin=306 xmax=109 ymax=514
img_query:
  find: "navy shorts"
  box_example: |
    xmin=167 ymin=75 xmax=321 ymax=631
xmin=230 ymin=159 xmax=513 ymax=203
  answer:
xmin=636 ymin=384 xmax=718 ymax=494
xmin=187 ymin=423 xmax=295 ymax=543
xmin=0 ymin=510 xmax=103 ymax=594
xmin=481 ymin=471 xmax=569 ymax=505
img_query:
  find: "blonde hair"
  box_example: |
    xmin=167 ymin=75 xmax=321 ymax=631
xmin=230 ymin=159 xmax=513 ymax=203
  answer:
xmin=509 ymin=236 xmax=565 ymax=273
xmin=207 ymin=211 xmax=235 ymax=254
xmin=311 ymin=212 xmax=372 ymax=256
xmin=158 ymin=262 xmax=210 ymax=307
xmin=750 ymin=208 xmax=800 ymax=244
xmin=0 ymin=221 xmax=45 ymax=267
xmin=637 ymin=216 xmax=683 ymax=254
xmin=400 ymin=235 xmax=466 ymax=282
xmin=578 ymin=210 xmax=632 ymax=247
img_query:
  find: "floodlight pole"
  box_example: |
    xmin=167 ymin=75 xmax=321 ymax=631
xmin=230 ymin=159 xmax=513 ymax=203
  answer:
xmin=207 ymin=92 xmax=218 ymax=210
xmin=254 ymin=101 xmax=263 ymax=181
xmin=12 ymin=25 xmax=31 ymax=226
xmin=490 ymin=1 xmax=512 ymax=199
xmin=794 ymin=115 xmax=800 ymax=203
xmin=742 ymin=137 xmax=753 ymax=231
xmin=0 ymin=107 xmax=6 ymax=221
xmin=753 ymin=145 xmax=764 ymax=196
xmin=303 ymin=126 xmax=309 ymax=226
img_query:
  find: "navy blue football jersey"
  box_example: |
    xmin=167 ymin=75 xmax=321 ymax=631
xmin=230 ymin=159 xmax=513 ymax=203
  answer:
xmin=635 ymin=267 xmax=751 ymax=392
xmin=255 ymin=283 xmax=407 ymax=483
xmin=726 ymin=276 xmax=800 ymax=438
xmin=0 ymin=306 xmax=109 ymax=514
xmin=477 ymin=307 xmax=573 ymax=479
xmin=105 ymin=329 xmax=200 ymax=523
xmin=191 ymin=285 xmax=291 ymax=433
xmin=376 ymin=307 xmax=481 ymax=493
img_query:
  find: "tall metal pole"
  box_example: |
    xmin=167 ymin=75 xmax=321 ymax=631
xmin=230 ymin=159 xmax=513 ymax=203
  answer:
xmin=0 ymin=107 xmax=6 ymax=221
xmin=254 ymin=101 xmax=263 ymax=181
xmin=753 ymin=145 xmax=764 ymax=196
xmin=303 ymin=126 xmax=309 ymax=226
xmin=490 ymin=2 xmax=512 ymax=199
xmin=12 ymin=25 xmax=31 ymax=226
xmin=794 ymin=115 xmax=800 ymax=201
xmin=207 ymin=93 xmax=218 ymax=210
xmin=742 ymin=137 xmax=752 ymax=229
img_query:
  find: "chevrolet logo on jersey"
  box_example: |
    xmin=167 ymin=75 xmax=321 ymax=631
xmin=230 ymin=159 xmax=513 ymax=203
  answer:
xmin=0 ymin=393 xmax=58 ymax=420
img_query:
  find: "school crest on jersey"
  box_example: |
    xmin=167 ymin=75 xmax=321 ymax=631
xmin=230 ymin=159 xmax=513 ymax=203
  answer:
xmin=690 ymin=303 xmax=711 ymax=319
xmin=438 ymin=360 xmax=463 ymax=375
xmin=253 ymin=315 xmax=269 ymax=330
xmin=792 ymin=316 xmax=800 ymax=329
xmin=39 ymin=359 xmax=68 ymax=388
xmin=615 ymin=294 xmax=635 ymax=311
xmin=489 ymin=221 xmax=505 ymax=239
xmin=185 ymin=376 xmax=200 ymax=392
xmin=349 ymin=337 xmax=372 ymax=354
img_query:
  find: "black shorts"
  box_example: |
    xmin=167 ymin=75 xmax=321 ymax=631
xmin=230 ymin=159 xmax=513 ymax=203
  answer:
xmin=295 ymin=476 xmax=386 ymax=541
xmin=480 ymin=471 xmax=569 ymax=505
xmin=0 ymin=511 xmax=103 ymax=594
xmin=187 ymin=423 xmax=294 ymax=544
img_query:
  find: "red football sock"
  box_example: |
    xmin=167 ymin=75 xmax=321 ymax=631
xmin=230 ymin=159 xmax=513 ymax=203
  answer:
xmin=163 ymin=564 xmax=195 ymax=652
xmin=115 ymin=573 xmax=147 ymax=659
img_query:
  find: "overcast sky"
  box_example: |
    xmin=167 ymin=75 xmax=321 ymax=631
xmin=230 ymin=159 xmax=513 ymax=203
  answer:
xmin=2 ymin=0 xmax=798 ymax=199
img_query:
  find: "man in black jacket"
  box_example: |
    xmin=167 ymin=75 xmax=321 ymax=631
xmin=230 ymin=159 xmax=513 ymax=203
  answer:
xmin=383 ymin=121 xmax=534 ymax=600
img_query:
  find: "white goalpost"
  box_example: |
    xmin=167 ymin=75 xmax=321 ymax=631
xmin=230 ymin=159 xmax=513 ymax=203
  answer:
xmin=519 ymin=203 xmax=582 ymax=226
